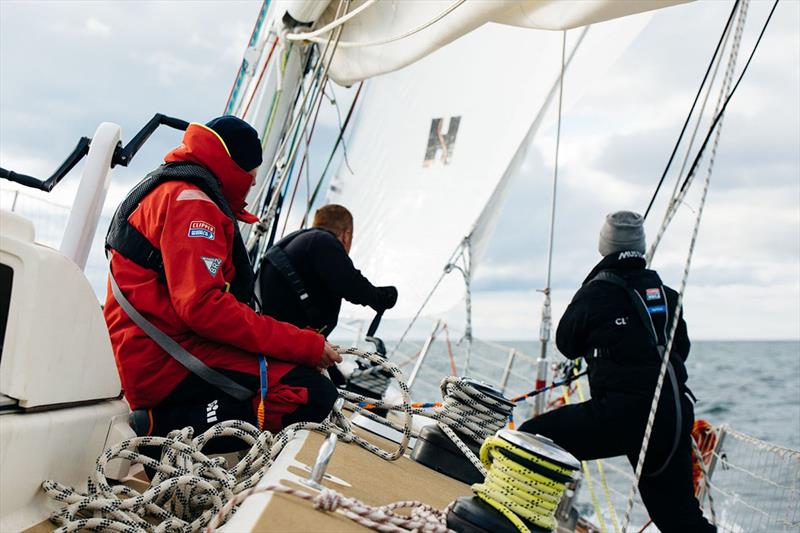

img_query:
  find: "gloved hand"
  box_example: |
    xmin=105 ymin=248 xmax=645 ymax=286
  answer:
xmin=375 ymin=286 xmax=398 ymax=310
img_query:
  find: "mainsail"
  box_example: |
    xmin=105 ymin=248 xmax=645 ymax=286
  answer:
xmin=327 ymin=14 xmax=656 ymax=319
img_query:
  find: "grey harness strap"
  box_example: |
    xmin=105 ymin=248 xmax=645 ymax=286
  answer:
xmin=590 ymin=270 xmax=682 ymax=477
xmin=109 ymin=269 xmax=252 ymax=401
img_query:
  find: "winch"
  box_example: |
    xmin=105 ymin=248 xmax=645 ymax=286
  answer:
xmin=446 ymin=429 xmax=581 ymax=533
xmin=411 ymin=378 xmax=514 ymax=484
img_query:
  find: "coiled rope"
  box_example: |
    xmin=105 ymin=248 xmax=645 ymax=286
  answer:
xmin=43 ymin=348 xmax=412 ymax=532
xmin=472 ymin=434 xmax=579 ymax=532
xmin=411 ymin=377 xmax=514 ymax=476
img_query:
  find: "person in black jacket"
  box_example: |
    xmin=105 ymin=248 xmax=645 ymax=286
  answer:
xmin=519 ymin=211 xmax=714 ymax=532
xmin=259 ymin=204 xmax=398 ymax=338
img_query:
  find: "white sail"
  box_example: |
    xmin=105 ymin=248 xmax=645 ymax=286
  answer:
xmin=328 ymin=14 xmax=655 ymax=320
xmin=309 ymin=0 xmax=688 ymax=86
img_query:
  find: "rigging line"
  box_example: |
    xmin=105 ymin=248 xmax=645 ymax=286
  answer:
xmin=299 ymin=81 xmax=364 ymax=228
xmin=247 ymin=0 xmax=347 ymax=217
xmin=286 ymin=0 xmax=377 ymax=41
xmin=534 ymin=29 xmax=567 ymax=416
xmin=261 ymin=73 xmax=328 ymax=254
xmin=544 ymin=30 xmax=566 ymax=294
xmin=620 ymin=3 xmax=750 ymax=530
xmin=647 ymin=6 xmax=735 ymax=265
xmin=324 ymin=84 xmax=355 ymax=174
xmin=647 ymin=0 xmax=779 ymax=261
xmin=247 ymin=0 xmax=349 ymax=252
xmin=389 ymin=242 xmax=465 ymax=359
xmin=642 ymin=0 xmax=741 ymax=220
xmin=274 ymin=76 xmax=328 ymax=240
xmin=241 ymin=35 xmax=281 ymax=119
xmin=224 ymin=0 xmax=270 ymax=114
xmin=279 ymin=83 xmax=326 ymax=238
xmin=676 ymin=0 xmax=778 ymax=198
xmin=290 ymin=0 xmax=467 ymax=49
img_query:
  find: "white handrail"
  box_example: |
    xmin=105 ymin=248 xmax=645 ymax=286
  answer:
xmin=60 ymin=122 xmax=120 ymax=270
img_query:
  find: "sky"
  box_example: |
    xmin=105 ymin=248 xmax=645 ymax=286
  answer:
xmin=0 ymin=0 xmax=798 ymax=341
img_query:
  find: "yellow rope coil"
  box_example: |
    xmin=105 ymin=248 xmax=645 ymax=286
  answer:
xmin=471 ymin=435 xmax=574 ymax=532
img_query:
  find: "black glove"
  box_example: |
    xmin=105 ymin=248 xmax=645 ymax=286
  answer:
xmin=375 ymin=286 xmax=398 ymax=310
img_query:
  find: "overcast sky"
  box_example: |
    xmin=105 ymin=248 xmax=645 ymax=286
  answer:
xmin=1 ymin=1 xmax=798 ymax=341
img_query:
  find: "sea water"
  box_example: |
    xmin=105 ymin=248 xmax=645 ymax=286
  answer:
xmin=502 ymin=340 xmax=800 ymax=450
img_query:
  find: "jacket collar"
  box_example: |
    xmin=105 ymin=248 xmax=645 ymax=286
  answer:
xmin=582 ymin=250 xmax=647 ymax=285
xmin=164 ymin=123 xmax=259 ymax=223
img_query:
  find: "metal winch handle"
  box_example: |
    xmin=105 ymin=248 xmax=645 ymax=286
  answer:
xmin=365 ymin=310 xmax=386 ymax=356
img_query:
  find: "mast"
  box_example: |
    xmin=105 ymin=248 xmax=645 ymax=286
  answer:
xmin=534 ymin=30 xmax=567 ymax=416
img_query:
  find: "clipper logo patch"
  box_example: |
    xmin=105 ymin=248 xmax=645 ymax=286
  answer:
xmin=188 ymin=220 xmax=215 ymax=240
xmin=647 ymin=305 xmax=667 ymax=314
xmin=646 ymin=288 xmax=661 ymax=301
xmin=201 ymin=256 xmax=222 ymax=277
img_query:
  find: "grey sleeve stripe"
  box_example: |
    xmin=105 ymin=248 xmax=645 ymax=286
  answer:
xmin=109 ymin=270 xmax=252 ymax=401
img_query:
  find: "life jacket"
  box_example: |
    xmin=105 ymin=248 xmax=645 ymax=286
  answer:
xmin=105 ymin=161 xmax=255 ymax=304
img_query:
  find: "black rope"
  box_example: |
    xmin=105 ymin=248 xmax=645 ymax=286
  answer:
xmin=676 ymin=0 xmax=779 ymax=196
xmin=643 ymin=0 xmax=741 ymax=220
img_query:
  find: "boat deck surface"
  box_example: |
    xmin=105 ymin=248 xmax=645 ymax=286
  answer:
xmin=22 ymin=425 xmax=471 ymax=532
xmin=251 ymin=427 xmax=471 ymax=531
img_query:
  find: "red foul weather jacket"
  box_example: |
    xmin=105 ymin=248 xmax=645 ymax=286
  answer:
xmin=104 ymin=123 xmax=324 ymax=411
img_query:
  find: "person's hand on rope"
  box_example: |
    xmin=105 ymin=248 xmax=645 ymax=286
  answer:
xmin=318 ymin=342 xmax=342 ymax=371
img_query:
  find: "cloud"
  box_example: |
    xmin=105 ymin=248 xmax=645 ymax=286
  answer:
xmin=85 ymin=17 xmax=111 ymax=38
xmin=0 ymin=0 xmax=797 ymax=340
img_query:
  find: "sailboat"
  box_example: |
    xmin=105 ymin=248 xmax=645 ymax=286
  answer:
xmin=0 ymin=0 xmax=797 ymax=531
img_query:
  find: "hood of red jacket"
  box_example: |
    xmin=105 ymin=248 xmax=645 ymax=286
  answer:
xmin=164 ymin=123 xmax=259 ymax=223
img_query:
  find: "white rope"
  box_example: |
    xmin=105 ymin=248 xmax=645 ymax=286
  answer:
xmin=620 ymin=3 xmax=749 ymax=530
xmin=43 ymin=347 xmax=413 ymax=532
xmin=285 ymin=0 xmax=377 ymax=42
xmin=288 ymin=0 xmax=467 ymax=49
xmin=647 ymin=0 xmax=739 ymax=263
xmin=204 ymin=484 xmax=452 ymax=533
xmin=414 ymin=376 xmax=514 ymax=475
xmin=724 ymin=426 xmax=800 ymax=458
xmin=710 ymin=450 xmax=799 ymax=492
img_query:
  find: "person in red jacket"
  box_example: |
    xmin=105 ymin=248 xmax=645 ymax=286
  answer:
xmin=104 ymin=116 xmax=341 ymax=439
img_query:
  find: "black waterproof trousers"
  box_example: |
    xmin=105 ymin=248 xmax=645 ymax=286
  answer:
xmin=147 ymin=366 xmax=337 ymax=453
xmin=519 ymin=390 xmax=715 ymax=533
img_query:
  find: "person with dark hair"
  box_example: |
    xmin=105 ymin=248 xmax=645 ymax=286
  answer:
xmin=104 ymin=116 xmax=341 ymax=443
xmin=259 ymin=203 xmax=397 ymax=341
xmin=519 ymin=211 xmax=715 ymax=532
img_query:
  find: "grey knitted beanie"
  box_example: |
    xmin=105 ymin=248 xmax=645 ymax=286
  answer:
xmin=598 ymin=211 xmax=646 ymax=256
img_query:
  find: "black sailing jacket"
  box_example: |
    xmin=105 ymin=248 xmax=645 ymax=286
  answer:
xmin=258 ymin=228 xmax=394 ymax=336
xmin=556 ymin=251 xmax=690 ymax=397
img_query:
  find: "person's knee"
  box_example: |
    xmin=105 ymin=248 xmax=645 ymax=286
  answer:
xmin=307 ymin=375 xmax=338 ymax=422
xmin=285 ymin=374 xmax=338 ymax=425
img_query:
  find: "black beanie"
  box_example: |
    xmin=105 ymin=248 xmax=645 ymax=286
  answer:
xmin=205 ymin=116 xmax=263 ymax=171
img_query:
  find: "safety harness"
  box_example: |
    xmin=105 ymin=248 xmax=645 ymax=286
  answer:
xmin=106 ymin=161 xmax=254 ymax=303
xmin=261 ymin=228 xmax=320 ymax=327
xmin=590 ymin=270 xmax=683 ymax=477
xmin=105 ymin=161 xmax=257 ymax=401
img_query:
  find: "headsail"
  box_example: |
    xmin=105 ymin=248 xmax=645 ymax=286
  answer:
xmin=327 ymin=14 xmax=656 ymax=319
xmin=309 ymin=0 xmax=689 ymax=86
